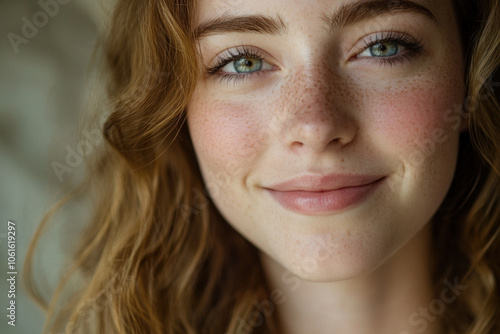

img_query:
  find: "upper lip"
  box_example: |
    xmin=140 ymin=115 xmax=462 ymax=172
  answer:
xmin=264 ymin=174 xmax=385 ymax=192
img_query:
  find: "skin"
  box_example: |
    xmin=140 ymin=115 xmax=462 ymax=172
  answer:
xmin=187 ymin=0 xmax=465 ymax=332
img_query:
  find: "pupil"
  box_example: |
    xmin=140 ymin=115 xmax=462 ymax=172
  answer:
xmin=235 ymin=57 xmax=261 ymax=73
xmin=371 ymin=43 xmax=397 ymax=57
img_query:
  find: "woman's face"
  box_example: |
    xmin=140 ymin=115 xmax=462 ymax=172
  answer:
xmin=187 ymin=0 xmax=465 ymax=281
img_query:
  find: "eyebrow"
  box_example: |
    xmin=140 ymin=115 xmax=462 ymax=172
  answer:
xmin=193 ymin=0 xmax=436 ymax=39
xmin=324 ymin=0 xmax=437 ymax=30
xmin=193 ymin=14 xmax=286 ymax=39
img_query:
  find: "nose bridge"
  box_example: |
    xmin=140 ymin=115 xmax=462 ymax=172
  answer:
xmin=288 ymin=62 xmax=339 ymax=121
xmin=276 ymin=60 xmax=358 ymax=151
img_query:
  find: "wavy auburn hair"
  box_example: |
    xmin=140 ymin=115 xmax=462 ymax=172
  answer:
xmin=25 ymin=0 xmax=500 ymax=333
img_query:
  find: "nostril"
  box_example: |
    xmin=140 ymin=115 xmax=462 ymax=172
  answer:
xmin=283 ymin=116 xmax=357 ymax=153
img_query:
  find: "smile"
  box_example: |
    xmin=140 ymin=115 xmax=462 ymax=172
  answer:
xmin=264 ymin=174 xmax=386 ymax=215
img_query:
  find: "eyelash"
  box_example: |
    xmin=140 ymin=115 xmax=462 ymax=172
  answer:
xmin=356 ymin=31 xmax=424 ymax=66
xmin=205 ymin=31 xmax=425 ymax=85
xmin=205 ymin=46 xmax=268 ymax=86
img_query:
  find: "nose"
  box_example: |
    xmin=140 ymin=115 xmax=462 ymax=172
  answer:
xmin=279 ymin=64 xmax=358 ymax=153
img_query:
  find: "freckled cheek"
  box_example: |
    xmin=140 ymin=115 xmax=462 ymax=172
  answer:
xmin=188 ymin=100 xmax=268 ymax=177
xmin=367 ymin=83 xmax=463 ymax=154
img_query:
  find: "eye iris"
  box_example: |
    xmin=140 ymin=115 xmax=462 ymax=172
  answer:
xmin=234 ymin=57 xmax=262 ymax=73
xmin=370 ymin=43 xmax=398 ymax=57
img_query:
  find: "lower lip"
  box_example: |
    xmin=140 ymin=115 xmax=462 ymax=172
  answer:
xmin=266 ymin=178 xmax=385 ymax=215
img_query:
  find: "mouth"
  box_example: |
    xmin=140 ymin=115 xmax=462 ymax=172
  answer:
xmin=263 ymin=175 xmax=386 ymax=215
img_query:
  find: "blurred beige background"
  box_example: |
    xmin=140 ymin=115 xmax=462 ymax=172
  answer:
xmin=1 ymin=1 xmax=108 ymax=332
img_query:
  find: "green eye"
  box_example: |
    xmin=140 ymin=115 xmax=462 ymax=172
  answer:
xmin=210 ymin=47 xmax=274 ymax=80
xmin=233 ymin=57 xmax=263 ymax=73
xmin=369 ymin=43 xmax=399 ymax=57
xmin=359 ymin=42 xmax=406 ymax=58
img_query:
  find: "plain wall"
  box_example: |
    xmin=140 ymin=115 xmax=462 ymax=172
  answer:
xmin=0 ymin=1 xmax=108 ymax=332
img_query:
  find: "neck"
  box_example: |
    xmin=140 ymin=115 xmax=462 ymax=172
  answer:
xmin=260 ymin=223 xmax=443 ymax=334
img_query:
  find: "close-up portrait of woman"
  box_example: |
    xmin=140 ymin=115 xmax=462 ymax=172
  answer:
xmin=20 ymin=0 xmax=500 ymax=333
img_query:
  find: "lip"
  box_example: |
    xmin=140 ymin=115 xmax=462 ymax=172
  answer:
xmin=264 ymin=174 xmax=386 ymax=215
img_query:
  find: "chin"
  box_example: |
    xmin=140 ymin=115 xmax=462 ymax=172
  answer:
xmin=289 ymin=254 xmax=387 ymax=283
xmin=267 ymin=218 xmax=432 ymax=285
xmin=262 ymin=228 xmax=397 ymax=283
